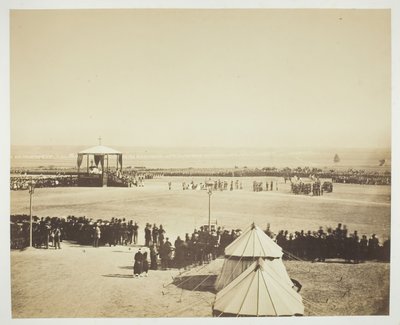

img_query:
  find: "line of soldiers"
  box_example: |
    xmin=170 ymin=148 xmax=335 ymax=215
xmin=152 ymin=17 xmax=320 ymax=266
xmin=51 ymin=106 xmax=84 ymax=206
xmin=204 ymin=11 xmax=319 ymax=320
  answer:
xmin=267 ymin=223 xmax=390 ymax=263
xmin=332 ymin=176 xmax=390 ymax=185
xmin=253 ymin=180 xmax=278 ymax=192
xmin=10 ymin=175 xmax=77 ymax=191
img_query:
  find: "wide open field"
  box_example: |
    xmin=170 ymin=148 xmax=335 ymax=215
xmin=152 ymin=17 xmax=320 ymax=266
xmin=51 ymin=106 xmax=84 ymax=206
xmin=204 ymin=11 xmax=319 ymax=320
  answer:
xmin=10 ymin=177 xmax=391 ymax=317
xmin=11 ymin=177 xmax=391 ymax=241
xmin=11 ymin=242 xmax=389 ymax=318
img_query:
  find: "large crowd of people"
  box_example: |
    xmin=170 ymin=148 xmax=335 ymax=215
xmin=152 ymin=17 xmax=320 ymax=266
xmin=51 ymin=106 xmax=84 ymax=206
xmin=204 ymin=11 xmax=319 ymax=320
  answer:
xmin=10 ymin=175 xmax=78 ymax=190
xmin=10 ymin=215 xmax=389 ymax=265
xmin=332 ymin=175 xmax=390 ymax=185
xmin=10 ymin=214 xmax=241 ymax=270
xmin=10 ymin=165 xmax=391 ymax=191
xmin=267 ymin=223 xmax=390 ymax=263
xmin=161 ymin=167 xmax=391 ymax=185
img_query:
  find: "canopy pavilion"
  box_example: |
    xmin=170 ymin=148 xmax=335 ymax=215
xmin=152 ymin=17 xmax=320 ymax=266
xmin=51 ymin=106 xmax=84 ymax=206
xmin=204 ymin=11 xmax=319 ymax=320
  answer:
xmin=76 ymin=145 xmax=125 ymax=187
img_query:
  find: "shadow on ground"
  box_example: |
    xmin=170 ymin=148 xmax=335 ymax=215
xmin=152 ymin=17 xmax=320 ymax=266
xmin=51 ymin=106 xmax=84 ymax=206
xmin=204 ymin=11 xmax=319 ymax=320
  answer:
xmin=173 ymin=275 xmax=217 ymax=293
xmin=119 ymin=266 xmax=133 ymax=270
xmin=102 ymin=274 xmax=133 ymax=278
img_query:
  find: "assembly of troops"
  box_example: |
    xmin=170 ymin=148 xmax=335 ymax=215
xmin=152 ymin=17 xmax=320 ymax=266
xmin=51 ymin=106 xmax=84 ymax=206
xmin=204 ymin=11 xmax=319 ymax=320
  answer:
xmin=11 ymin=215 xmax=390 ymax=266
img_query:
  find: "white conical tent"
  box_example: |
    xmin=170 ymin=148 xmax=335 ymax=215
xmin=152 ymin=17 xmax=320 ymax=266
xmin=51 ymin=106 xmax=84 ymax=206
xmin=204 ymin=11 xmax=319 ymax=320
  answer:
xmin=213 ymin=258 xmax=304 ymax=317
xmin=224 ymin=224 xmax=283 ymax=258
xmin=215 ymin=223 xmax=293 ymax=291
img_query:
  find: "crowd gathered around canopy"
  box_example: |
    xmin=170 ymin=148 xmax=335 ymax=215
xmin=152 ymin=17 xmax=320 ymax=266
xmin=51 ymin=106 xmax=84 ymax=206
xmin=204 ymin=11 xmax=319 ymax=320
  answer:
xmin=10 ymin=164 xmax=390 ymax=191
xmin=11 ymin=215 xmax=389 ymax=265
xmin=10 ymin=174 xmax=78 ymax=190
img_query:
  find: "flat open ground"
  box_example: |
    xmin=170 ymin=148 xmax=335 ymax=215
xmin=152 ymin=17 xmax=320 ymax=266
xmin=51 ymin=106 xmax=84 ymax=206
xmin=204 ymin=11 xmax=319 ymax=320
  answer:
xmin=11 ymin=242 xmax=389 ymax=317
xmin=10 ymin=177 xmax=391 ymax=317
xmin=11 ymin=177 xmax=391 ymax=241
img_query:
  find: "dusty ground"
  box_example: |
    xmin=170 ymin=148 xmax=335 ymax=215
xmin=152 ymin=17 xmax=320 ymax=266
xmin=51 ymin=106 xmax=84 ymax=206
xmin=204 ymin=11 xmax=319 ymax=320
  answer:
xmin=10 ymin=178 xmax=391 ymax=317
xmin=10 ymin=177 xmax=391 ymax=242
xmin=11 ymin=242 xmax=389 ymax=318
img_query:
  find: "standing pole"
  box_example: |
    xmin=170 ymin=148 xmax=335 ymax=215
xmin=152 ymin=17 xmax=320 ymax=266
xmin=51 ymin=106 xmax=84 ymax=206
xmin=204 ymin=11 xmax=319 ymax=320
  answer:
xmin=208 ymin=189 xmax=212 ymax=234
xmin=29 ymin=188 xmax=33 ymax=247
xmin=28 ymin=177 xmax=35 ymax=248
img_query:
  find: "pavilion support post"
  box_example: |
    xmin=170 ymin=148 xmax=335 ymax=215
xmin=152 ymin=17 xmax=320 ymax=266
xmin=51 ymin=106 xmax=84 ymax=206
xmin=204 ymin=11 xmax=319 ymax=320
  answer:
xmin=87 ymin=154 xmax=89 ymax=174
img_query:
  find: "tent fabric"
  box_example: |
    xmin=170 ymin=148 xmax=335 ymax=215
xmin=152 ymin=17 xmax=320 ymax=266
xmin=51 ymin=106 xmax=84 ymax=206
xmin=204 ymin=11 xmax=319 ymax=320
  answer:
xmin=215 ymin=257 xmax=293 ymax=292
xmin=213 ymin=258 xmax=304 ymax=317
xmin=224 ymin=224 xmax=283 ymax=259
xmin=94 ymin=154 xmax=102 ymax=167
xmin=79 ymin=145 xmax=121 ymax=155
xmin=77 ymin=154 xmax=83 ymax=168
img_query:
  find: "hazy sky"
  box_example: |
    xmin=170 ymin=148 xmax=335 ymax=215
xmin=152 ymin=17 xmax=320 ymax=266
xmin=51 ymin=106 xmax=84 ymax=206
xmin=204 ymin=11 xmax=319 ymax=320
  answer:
xmin=10 ymin=9 xmax=391 ymax=148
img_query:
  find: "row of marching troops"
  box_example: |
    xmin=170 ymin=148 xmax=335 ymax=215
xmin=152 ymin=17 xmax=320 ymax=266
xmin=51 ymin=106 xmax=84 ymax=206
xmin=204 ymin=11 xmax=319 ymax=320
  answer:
xmin=332 ymin=175 xmax=390 ymax=185
xmin=181 ymin=180 xmax=244 ymax=191
xmin=211 ymin=179 xmax=243 ymax=191
xmin=253 ymin=180 xmax=278 ymax=192
xmin=10 ymin=175 xmax=77 ymax=191
xmin=269 ymin=223 xmax=390 ymax=263
xmin=291 ymin=181 xmax=326 ymax=195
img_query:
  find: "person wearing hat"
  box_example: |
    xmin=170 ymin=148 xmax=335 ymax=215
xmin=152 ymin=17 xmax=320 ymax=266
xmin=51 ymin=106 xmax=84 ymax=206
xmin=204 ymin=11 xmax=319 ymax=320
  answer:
xmin=159 ymin=238 xmax=172 ymax=270
xmin=150 ymin=244 xmax=158 ymax=270
xmin=134 ymin=248 xmax=143 ymax=277
xmin=142 ymin=251 xmax=149 ymax=277
xmin=368 ymin=234 xmax=379 ymax=259
xmin=132 ymin=222 xmax=139 ymax=245
xmin=145 ymin=224 xmax=152 ymax=247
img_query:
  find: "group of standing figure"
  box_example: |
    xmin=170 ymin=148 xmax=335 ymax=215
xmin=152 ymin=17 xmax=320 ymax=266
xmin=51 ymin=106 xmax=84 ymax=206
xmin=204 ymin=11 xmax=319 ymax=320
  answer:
xmin=253 ymin=180 xmax=278 ymax=192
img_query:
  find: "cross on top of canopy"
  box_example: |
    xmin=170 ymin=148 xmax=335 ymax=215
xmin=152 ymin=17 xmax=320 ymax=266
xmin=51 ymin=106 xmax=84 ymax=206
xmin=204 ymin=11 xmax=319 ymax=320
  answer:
xmin=77 ymin=144 xmax=123 ymax=171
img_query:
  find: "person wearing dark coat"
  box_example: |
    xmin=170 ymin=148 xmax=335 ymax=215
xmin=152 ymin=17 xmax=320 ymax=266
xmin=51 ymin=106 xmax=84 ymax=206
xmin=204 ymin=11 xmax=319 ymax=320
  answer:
xmin=159 ymin=239 xmax=172 ymax=270
xmin=145 ymin=224 xmax=152 ymax=247
xmin=150 ymin=245 xmax=158 ymax=270
xmin=158 ymin=225 xmax=165 ymax=245
xmin=152 ymin=224 xmax=159 ymax=246
xmin=142 ymin=252 xmax=149 ymax=276
xmin=134 ymin=248 xmax=143 ymax=277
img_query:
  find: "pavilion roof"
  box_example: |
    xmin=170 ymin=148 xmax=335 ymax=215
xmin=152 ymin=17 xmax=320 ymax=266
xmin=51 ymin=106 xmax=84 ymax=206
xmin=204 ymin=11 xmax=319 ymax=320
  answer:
xmin=78 ymin=145 xmax=121 ymax=155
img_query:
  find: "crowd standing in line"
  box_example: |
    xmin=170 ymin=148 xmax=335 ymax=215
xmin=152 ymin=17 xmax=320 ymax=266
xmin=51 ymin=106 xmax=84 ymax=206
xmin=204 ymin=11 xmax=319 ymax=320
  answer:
xmin=11 ymin=215 xmax=390 ymax=267
xmin=180 ymin=179 xmax=243 ymax=191
xmin=253 ymin=180 xmax=278 ymax=192
xmin=266 ymin=223 xmax=390 ymax=263
xmin=10 ymin=175 xmax=78 ymax=190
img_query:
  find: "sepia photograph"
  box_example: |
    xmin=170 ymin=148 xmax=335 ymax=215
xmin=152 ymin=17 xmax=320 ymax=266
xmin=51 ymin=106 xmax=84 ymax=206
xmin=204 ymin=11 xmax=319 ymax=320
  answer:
xmin=1 ymin=1 xmax=399 ymax=323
